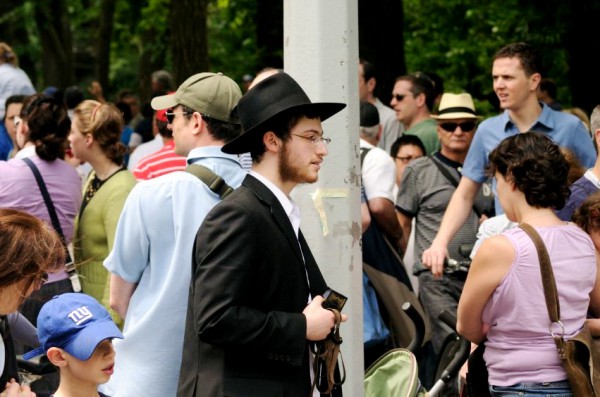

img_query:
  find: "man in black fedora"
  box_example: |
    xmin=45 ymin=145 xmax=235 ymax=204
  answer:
xmin=178 ymin=72 xmax=347 ymax=397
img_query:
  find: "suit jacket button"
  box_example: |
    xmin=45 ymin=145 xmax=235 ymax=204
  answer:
xmin=285 ymin=355 xmax=291 ymax=362
xmin=268 ymin=353 xmax=273 ymax=359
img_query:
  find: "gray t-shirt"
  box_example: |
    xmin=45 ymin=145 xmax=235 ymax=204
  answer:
xmin=396 ymin=153 xmax=493 ymax=274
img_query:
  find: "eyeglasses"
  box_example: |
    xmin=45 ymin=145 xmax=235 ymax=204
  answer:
xmin=439 ymin=121 xmax=476 ymax=132
xmin=13 ymin=116 xmax=22 ymax=127
xmin=395 ymin=155 xmax=417 ymax=163
xmin=391 ymin=94 xmax=406 ymax=102
xmin=165 ymin=111 xmax=191 ymax=124
xmin=291 ymin=134 xmax=331 ymax=146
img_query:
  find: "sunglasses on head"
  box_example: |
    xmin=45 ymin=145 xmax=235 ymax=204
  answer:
xmin=440 ymin=121 xmax=476 ymax=132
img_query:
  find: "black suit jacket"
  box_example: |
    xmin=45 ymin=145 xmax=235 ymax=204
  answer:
xmin=178 ymin=174 xmax=339 ymax=397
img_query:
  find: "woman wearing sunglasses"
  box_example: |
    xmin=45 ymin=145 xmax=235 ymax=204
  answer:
xmin=69 ymin=100 xmax=136 ymax=327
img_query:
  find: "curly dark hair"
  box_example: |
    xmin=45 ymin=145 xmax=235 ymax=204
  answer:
xmin=21 ymin=95 xmax=71 ymax=161
xmin=487 ymin=132 xmax=570 ymax=209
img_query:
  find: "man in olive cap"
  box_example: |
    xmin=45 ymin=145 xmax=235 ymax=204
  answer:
xmin=178 ymin=72 xmax=347 ymax=397
xmin=102 ymin=72 xmax=247 ymax=397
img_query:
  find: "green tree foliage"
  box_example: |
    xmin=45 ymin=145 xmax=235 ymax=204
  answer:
xmin=403 ymin=0 xmax=571 ymax=116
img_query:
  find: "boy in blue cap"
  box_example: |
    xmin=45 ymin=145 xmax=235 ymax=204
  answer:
xmin=23 ymin=293 xmax=123 ymax=397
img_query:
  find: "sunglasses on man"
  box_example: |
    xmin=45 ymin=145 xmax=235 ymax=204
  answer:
xmin=439 ymin=121 xmax=476 ymax=132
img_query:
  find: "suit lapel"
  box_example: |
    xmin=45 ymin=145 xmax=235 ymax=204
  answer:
xmin=243 ymin=175 xmax=304 ymax=263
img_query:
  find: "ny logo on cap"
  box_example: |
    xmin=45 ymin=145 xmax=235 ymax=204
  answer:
xmin=67 ymin=306 xmax=93 ymax=325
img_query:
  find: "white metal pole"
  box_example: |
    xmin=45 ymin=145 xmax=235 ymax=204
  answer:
xmin=284 ymin=1 xmax=363 ymax=396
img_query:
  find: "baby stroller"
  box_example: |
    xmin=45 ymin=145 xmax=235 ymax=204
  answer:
xmin=364 ymin=304 xmax=470 ymax=397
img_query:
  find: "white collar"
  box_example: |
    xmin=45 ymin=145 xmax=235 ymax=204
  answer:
xmin=249 ymin=170 xmax=301 ymax=237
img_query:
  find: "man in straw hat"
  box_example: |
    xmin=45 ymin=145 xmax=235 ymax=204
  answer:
xmin=178 ymin=72 xmax=347 ymax=397
xmin=395 ymin=93 xmax=493 ymax=386
xmin=102 ymin=72 xmax=246 ymax=397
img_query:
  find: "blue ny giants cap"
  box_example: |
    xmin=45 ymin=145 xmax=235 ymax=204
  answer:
xmin=23 ymin=293 xmax=123 ymax=361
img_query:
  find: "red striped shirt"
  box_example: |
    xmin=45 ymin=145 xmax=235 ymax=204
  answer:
xmin=133 ymin=141 xmax=187 ymax=180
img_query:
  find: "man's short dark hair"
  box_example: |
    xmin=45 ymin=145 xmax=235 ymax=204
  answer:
xmin=360 ymin=59 xmax=376 ymax=82
xmin=539 ymin=78 xmax=557 ymax=100
xmin=493 ymin=42 xmax=543 ymax=77
xmin=182 ymin=105 xmax=241 ymax=145
xmin=396 ymin=72 xmax=435 ymax=111
xmin=390 ymin=135 xmax=426 ymax=158
xmin=64 ymin=86 xmax=85 ymax=110
xmin=5 ymin=94 xmax=26 ymax=111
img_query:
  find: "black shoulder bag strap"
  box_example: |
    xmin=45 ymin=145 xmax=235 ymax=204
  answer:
xmin=428 ymin=155 xmax=482 ymax=218
xmin=186 ymin=163 xmax=234 ymax=199
xmin=22 ymin=158 xmax=81 ymax=292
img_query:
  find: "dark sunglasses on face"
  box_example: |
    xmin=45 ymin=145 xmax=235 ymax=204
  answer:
xmin=392 ymin=94 xmax=406 ymax=102
xmin=440 ymin=121 xmax=476 ymax=132
xmin=165 ymin=111 xmax=190 ymax=124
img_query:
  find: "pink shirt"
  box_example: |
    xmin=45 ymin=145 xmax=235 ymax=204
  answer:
xmin=0 ymin=155 xmax=81 ymax=281
xmin=482 ymin=224 xmax=596 ymax=386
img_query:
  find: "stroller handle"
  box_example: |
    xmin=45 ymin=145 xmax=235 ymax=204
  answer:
xmin=402 ymin=302 xmax=425 ymax=353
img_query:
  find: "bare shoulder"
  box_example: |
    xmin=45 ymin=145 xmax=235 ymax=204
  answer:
xmin=471 ymin=234 xmax=515 ymax=274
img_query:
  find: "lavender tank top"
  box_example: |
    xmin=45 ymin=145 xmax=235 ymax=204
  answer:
xmin=481 ymin=224 xmax=596 ymax=386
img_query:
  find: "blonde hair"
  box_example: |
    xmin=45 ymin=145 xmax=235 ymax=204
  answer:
xmin=73 ymin=100 xmax=127 ymax=165
xmin=564 ymin=107 xmax=591 ymax=132
xmin=0 ymin=42 xmax=18 ymax=66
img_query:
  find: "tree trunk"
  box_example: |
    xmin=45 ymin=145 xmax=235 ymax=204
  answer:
xmin=96 ymin=0 xmax=117 ymax=95
xmin=169 ymin=0 xmax=209 ymax=85
xmin=358 ymin=0 xmax=406 ymax=106
xmin=32 ymin=0 xmax=75 ymax=89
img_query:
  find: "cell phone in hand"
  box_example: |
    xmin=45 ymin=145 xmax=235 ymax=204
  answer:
xmin=322 ymin=289 xmax=347 ymax=311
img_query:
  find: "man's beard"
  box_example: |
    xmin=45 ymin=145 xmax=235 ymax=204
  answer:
xmin=278 ymin=141 xmax=317 ymax=184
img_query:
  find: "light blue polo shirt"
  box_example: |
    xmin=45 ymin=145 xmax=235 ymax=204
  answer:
xmin=102 ymin=146 xmax=246 ymax=397
xmin=463 ymin=102 xmax=595 ymax=212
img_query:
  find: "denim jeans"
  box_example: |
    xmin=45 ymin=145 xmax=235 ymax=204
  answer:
xmin=490 ymin=380 xmax=572 ymax=396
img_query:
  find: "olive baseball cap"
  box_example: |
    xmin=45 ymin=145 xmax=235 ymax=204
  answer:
xmin=151 ymin=72 xmax=242 ymax=123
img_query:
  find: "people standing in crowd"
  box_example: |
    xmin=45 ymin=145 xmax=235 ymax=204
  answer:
xmin=422 ymin=42 xmax=596 ymax=275
xmin=359 ymin=101 xmax=403 ymax=248
xmin=117 ymin=89 xmax=143 ymax=130
xmin=23 ymin=293 xmax=123 ymax=397
xmin=390 ymin=72 xmax=440 ymax=155
xmin=127 ymin=110 xmax=164 ymax=171
xmin=0 ymin=208 xmax=65 ymax=397
xmin=396 ymin=93 xmax=492 ymax=389
xmin=0 ymin=95 xmax=26 ymax=160
xmin=457 ymin=132 xmax=599 ymax=396
xmin=0 ymin=95 xmax=81 ymax=345
xmin=0 ymin=42 xmax=35 ymax=120
xmin=69 ymin=100 xmax=136 ymax=327
xmin=359 ymin=59 xmax=403 ymax=153
xmin=557 ymin=105 xmax=600 ymax=221
xmin=178 ymin=72 xmax=347 ymax=397
xmin=151 ymin=70 xmax=175 ymax=97
xmin=390 ymin=134 xmax=426 ymax=198
xmin=358 ymin=101 xmax=400 ymax=366
xmin=101 ymin=72 xmax=246 ymax=397
xmin=132 ymin=107 xmax=186 ymax=180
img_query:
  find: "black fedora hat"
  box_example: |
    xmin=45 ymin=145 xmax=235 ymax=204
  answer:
xmin=222 ymin=72 xmax=346 ymax=154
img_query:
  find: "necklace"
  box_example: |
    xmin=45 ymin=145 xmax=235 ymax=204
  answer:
xmin=80 ymin=166 xmax=125 ymax=215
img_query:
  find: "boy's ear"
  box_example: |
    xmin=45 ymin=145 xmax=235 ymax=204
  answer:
xmin=46 ymin=347 xmax=67 ymax=367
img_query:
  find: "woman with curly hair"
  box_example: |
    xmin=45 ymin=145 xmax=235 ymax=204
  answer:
xmin=457 ymin=132 xmax=600 ymax=396
xmin=0 ymin=95 xmax=81 ymax=327
xmin=69 ymin=100 xmax=136 ymax=326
